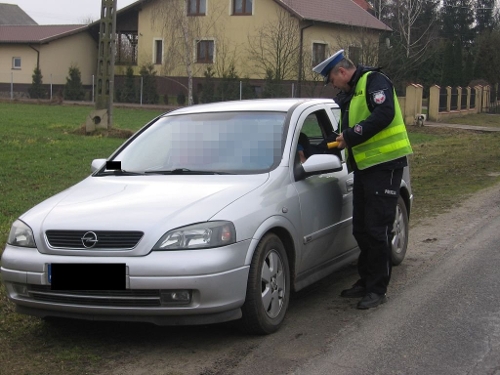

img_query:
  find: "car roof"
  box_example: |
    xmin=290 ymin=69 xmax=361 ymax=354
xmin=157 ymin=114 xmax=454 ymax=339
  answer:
xmin=164 ymin=98 xmax=338 ymax=116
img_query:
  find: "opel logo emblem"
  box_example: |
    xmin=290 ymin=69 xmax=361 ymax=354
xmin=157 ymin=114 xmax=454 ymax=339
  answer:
xmin=81 ymin=231 xmax=98 ymax=248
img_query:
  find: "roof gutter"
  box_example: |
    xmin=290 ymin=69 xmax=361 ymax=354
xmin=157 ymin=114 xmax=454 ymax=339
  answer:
xmin=297 ymin=21 xmax=313 ymax=98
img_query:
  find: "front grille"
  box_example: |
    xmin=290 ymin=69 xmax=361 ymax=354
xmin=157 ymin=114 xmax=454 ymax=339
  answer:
xmin=28 ymin=285 xmax=161 ymax=307
xmin=46 ymin=230 xmax=143 ymax=249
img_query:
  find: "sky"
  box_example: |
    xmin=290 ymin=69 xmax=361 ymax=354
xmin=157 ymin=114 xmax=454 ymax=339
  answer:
xmin=5 ymin=0 xmax=138 ymax=25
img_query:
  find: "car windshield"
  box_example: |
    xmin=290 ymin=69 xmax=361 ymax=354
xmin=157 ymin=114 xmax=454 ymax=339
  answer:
xmin=112 ymin=111 xmax=286 ymax=174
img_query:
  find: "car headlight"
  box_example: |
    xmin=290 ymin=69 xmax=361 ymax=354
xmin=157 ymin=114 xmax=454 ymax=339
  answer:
xmin=7 ymin=220 xmax=36 ymax=248
xmin=153 ymin=221 xmax=236 ymax=250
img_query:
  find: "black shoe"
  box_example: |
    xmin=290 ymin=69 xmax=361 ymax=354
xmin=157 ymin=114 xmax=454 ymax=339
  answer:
xmin=340 ymin=283 xmax=366 ymax=298
xmin=357 ymin=292 xmax=387 ymax=309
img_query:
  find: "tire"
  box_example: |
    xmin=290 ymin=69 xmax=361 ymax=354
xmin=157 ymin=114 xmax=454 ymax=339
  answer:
xmin=392 ymin=195 xmax=409 ymax=266
xmin=240 ymin=233 xmax=290 ymax=335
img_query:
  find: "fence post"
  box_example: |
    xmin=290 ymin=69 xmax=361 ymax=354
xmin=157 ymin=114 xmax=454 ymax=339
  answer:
xmin=140 ymin=76 xmax=144 ymax=105
xmin=483 ymin=86 xmax=490 ymax=112
xmin=428 ymin=85 xmax=440 ymax=121
xmin=50 ymin=74 xmax=53 ymax=100
xmin=292 ymin=83 xmax=294 ymax=98
xmin=466 ymin=87 xmax=471 ymax=111
xmin=446 ymin=86 xmax=451 ymax=112
xmin=240 ymin=81 xmax=242 ymax=100
xmin=10 ymin=72 xmax=13 ymax=100
xmin=475 ymin=86 xmax=482 ymax=113
xmin=92 ymin=75 xmax=95 ymax=103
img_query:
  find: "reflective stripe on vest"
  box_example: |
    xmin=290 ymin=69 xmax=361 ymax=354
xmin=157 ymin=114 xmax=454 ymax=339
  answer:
xmin=348 ymin=72 xmax=413 ymax=170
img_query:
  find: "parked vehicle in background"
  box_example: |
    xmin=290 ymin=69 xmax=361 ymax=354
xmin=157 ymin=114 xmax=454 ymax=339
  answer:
xmin=1 ymin=98 xmax=412 ymax=334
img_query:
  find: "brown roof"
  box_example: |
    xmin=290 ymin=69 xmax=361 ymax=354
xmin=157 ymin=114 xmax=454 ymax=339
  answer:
xmin=116 ymin=0 xmax=389 ymax=32
xmin=352 ymin=0 xmax=373 ymax=11
xmin=0 ymin=25 xmax=88 ymax=43
xmin=274 ymin=0 xmax=390 ymax=31
xmin=0 ymin=3 xmax=37 ymax=25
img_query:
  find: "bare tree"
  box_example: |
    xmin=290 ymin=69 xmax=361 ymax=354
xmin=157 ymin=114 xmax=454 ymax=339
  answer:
xmin=152 ymin=1 xmax=225 ymax=105
xmin=394 ymin=0 xmax=434 ymax=60
xmin=334 ymin=28 xmax=384 ymax=67
xmin=369 ymin=0 xmax=392 ymax=21
xmin=79 ymin=16 xmax=95 ymax=24
xmin=246 ymin=8 xmax=301 ymax=81
xmin=380 ymin=0 xmax=440 ymax=83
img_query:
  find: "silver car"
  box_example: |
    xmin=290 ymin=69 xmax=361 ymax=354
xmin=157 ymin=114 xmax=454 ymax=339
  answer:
xmin=1 ymin=98 xmax=412 ymax=334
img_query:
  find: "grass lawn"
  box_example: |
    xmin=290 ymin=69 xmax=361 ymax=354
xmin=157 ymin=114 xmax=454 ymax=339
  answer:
xmin=0 ymin=101 xmax=500 ymax=375
xmin=439 ymin=112 xmax=500 ymax=127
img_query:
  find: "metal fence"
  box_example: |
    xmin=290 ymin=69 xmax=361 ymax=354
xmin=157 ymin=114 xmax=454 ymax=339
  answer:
xmin=450 ymin=87 xmax=458 ymax=111
xmin=460 ymin=91 xmax=467 ymax=110
xmin=439 ymin=87 xmax=447 ymax=112
xmin=490 ymin=84 xmax=500 ymax=114
xmin=0 ymin=71 xmax=338 ymax=105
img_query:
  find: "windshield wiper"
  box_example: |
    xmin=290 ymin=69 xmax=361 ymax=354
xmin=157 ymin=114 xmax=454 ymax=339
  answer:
xmin=145 ymin=168 xmax=232 ymax=175
xmin=96 ymin=170 xmax=145 ymax=176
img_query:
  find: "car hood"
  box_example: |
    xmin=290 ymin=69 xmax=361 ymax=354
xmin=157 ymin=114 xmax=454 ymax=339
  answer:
xmin=23 ymin=174 xmax=269 ymax=238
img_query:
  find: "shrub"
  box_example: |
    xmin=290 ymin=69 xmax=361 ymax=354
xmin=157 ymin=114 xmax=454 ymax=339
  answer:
xmin=139 ymin=63 xmax=159 ymax=104
xmin=120 ymin=66 xmax=137 ymax=103
xmin=64 ymin=65 xmax=85 ymax=100
xmin=28 ymin=67 xmax=46 ymax=99
xmin=177 ymin=92 xmax=186 ymax=105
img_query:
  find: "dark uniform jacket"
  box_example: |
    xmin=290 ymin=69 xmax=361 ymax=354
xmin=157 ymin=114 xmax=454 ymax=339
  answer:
xmin=335 ymin=65 xmax=408 ymax=174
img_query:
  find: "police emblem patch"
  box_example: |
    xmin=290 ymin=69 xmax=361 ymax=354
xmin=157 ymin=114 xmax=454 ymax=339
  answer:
xmin=354 ymin=124 xmax=363 ymax=135
xmin=373 ymin=90 xmax=386 ymax=104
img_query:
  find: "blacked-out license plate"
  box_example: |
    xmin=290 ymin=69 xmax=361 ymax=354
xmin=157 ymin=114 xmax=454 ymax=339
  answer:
xmin=49 ymin=263 xmax=126 ymax=290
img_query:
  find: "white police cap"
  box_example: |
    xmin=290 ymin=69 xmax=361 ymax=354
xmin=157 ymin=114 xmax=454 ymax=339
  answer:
xmin=312 ymin=49 xmax=345 ymax=82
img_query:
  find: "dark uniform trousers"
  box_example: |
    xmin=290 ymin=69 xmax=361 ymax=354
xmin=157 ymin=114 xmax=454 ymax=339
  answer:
xmin=352 ymin=167 xmax=404 ymax=295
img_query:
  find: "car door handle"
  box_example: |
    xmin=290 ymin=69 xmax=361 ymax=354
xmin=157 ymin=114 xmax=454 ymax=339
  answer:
xmin=346 ymin=178 xmax=354 ymax=192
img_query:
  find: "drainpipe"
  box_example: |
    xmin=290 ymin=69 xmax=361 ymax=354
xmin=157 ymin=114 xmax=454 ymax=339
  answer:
xmin=29 ymin=44 xmax=41 ymax=69
xmin=297 ymin=21 xmax=313 ymax=98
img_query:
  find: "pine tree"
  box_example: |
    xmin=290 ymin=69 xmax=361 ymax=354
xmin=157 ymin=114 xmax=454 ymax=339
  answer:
xmin=28 ymin=67 xmax=45 ymax=99
xmin=120 ymin=66 xmax=137 ymax=103
xmin=216 ymin=64 xmax=240 ymax=101
xmin=139 ymin=63 xmax=159 ymax=104
xmin=64 ymin=65 xmax=85 ymax=100
xmin=441 ymin=0 xmax=475 ymax=47
xmin=474 ymin=29 xmax=500 ymax=86
xmin=200 ymin=66 xmax=216 ymax=103
xmin=440 ymin=0 xmax=475 ymax=87
xmin=475 ymin=0 xmax=496 ymax=33
xmin=262 ymin=69 xmax=286 ymax=98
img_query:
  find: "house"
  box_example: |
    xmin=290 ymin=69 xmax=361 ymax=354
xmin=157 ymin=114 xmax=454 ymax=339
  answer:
xmin=0 ymin=3 xmax=97 ymax=97
xmin=1 ymin=0 xmax=390 ymax=100
xmin=0 ymin=24 xmax=97 ymax=96
xmin=107 ymin=0 xmax=390 ymax=99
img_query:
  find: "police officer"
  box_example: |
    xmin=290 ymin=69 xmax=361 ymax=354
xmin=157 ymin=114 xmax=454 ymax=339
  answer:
xmin=313 ymin=50 xmax=413 ymax=309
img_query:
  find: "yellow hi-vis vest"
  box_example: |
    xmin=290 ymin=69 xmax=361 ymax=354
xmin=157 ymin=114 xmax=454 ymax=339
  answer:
xmin=347 ymin=72 xmax=413 ymax=170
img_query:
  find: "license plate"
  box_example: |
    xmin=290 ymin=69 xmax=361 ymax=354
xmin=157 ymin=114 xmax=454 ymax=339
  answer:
xmin=49 ymin=263 xmax=126 ymax=290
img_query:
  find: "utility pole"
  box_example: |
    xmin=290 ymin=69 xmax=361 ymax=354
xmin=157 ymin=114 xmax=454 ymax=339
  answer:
xmin=86 ymin=0 xmax=117 ymax=132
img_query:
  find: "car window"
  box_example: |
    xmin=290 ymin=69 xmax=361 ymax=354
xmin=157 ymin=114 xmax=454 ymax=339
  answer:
xmin=329 ymin=107 xmax=341 ymax=132
xmin=296 ymin=109 xmax=343 ymax=163
xmin=114 ymin=111 xmax=286 ymax=174
xmin=302 ymin=114 xmax=323 ymax=138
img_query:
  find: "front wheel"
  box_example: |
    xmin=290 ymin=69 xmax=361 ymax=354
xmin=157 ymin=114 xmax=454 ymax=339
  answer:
xmin=392 ymin=195 xmax=409 ymax=266
xmin=240 ymin=233 xmax=290 ymax=335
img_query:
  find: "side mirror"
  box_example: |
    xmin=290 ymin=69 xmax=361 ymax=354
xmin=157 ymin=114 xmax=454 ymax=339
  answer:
xmin=295 ymin=154 xmax=343 ymax=181
xmin=91 ymin=159 xmax=106 ymax=173
xmin=302 ymin=154 xmax=342 ymax=173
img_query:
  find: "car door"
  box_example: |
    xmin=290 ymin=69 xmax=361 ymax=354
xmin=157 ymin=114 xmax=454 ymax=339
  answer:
xmin=292 ymin=107 xmax=356 ymax=279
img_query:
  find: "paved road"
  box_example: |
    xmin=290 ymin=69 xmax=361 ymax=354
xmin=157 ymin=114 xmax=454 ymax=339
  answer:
xmin=292 ymin=186 xmax=500 ymax=375
xmin=89 ymin=185 xmax=500 ymax=375
xmin=425 ymin=121 xmax=500 ymax=132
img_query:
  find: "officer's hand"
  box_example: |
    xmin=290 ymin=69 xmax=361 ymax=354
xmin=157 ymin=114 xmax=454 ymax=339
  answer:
xmin=336 ymin=133 xmax=346 ymax=149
